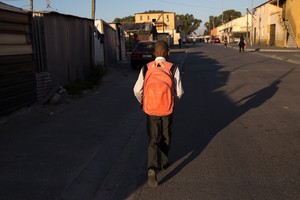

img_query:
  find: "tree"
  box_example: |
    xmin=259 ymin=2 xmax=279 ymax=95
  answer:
xmin=204 ymin=15 xmax=220 ymax=34
xmin=176 ymin=14 xmax=202 ymax=36
xmin=222 ymin=9 xmax=242 ymax=23
xmin=203 ymin=27 xmax=210 ymax=36
xmin=204 ymin=10 xmax=241 ymax=35
xmin=113 ymin=15 xmax=135 ymax=23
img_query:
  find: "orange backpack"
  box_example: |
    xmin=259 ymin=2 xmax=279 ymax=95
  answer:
xmin=143 ymin=61 xmax=176 ymax=116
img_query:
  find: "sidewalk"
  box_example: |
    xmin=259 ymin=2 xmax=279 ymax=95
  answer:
xmin=171 ymin=42 xmax=300 ymax=65
xmin=0 ymin=65 xmax=145 ymax=200
xmin=226 ymin=43 xmax=300 ymax=65
xmin=0 ymin=52 xmax=189 ymax=200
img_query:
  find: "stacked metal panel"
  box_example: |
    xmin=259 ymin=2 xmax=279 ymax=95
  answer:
xmin=0 ymin=3 xmax=36 ymax=116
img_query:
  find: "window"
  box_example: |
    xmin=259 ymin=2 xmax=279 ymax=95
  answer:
xmin=147 ymin=15 xmax=150 ymax=21
xmin=166 ymin=15 xmax=169 ymax=22
xmin=140 ymin=15 xmax=143 ymax=21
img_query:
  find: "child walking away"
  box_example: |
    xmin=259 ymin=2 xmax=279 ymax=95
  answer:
xmin=133 ymin=40 xmax=184 ymax=187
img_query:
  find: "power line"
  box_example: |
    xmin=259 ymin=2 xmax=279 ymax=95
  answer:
xmin=44 ymin=0 xmax=58 ymax=11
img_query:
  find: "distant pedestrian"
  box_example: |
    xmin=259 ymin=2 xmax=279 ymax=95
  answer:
xmin=238 ymin=35 xmax=246 ymax=52
xmin=133 ymin=40 xmax=184 ymax=187
xmin=193 ymin=36 xmax=196 ymax=45
xmin=224 ymin=36 xmax=228 ymax=48
xmin=178 ymin=38 xmax=182 ymax=48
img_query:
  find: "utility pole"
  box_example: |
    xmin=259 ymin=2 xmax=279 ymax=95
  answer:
xmin=46 ymin=0 xmax=51 ymax=10
xmin=30 ymin=0 xmax=33 ymax=12
xmin=246 ymin=8 xmax=249 ymax=43
xmin=157 ymin=12 xmax=165 ymax=33
xmin=209 ymin=16 xmax=211 ymax=35
xmin=222 ymin=0 xmax=224 ymax=24
xmin=163 ymin=12 xmax=165 ymax=33
xmin=251 ymin=0 xmax=254 ymax=46
xmin=92 ymin=0 xmax=96 ymax=20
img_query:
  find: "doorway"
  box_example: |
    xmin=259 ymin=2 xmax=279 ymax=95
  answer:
xmin=270 ymin=24 xmax=276 ymax=46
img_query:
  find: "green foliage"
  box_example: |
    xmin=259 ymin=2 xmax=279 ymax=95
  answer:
xmin=65 ymin=80 xmax=91 ymax=95
xmin=222 ymin=9 xmax=242 ymax=23
xmin=176 ymin=14 xmax=202 ymax=35
xmin=203 ymin=29 xmax=210 ymax=36
xmin=204 ymin=10 xmax=241 ymax=33
xmin=65 ymin=65 xmax=106 ymax=95
xmin=113 ymin=15 xmax=135 ymax=23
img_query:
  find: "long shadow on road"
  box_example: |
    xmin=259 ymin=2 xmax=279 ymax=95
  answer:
xmin=154 ymin=49 xmax=293 ymax=191
xmin=114 ymin=46 xmax=296 ymax=199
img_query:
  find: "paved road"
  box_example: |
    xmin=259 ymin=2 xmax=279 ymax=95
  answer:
xmin=0 ymin=44 xmax=299 ymax=200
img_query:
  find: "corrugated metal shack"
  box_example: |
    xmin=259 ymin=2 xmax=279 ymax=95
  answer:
xmin=33 ymin=11 xmax=94 ymax=89
xmin=0 ymin=3 xmax=36 ymax=116
xmin=1 ymin=3 xmax=125 ymax=116
xmin=95 ymin=19 xmax=118 ymax=67
xmin=109 ymin=23 xmax=126 ymax=62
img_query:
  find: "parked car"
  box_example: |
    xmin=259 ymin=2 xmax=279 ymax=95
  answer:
xmin=211 ymin=37 xmax=220 ymax=43
xmin=234 ymin=37 xmax=239 ymax=43
xmin=131 ymin=41 xmax=156 ymax=69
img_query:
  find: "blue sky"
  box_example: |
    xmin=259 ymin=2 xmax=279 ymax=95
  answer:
xmin=2 ymin=0 xmax=267 ymax=34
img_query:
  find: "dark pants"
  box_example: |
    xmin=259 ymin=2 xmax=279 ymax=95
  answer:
xmin=239 ymin=44 xmax=245 ymax=52
xmin=146 ymin=114 xmax=173 ymax=170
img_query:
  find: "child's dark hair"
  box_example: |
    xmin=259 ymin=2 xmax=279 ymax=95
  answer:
xmin=154 ymin=40 xmax=169 ymax=58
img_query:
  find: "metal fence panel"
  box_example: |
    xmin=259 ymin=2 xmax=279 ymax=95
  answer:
xmin=0 ymin=4 xmax=36 ymax=116
xmin=34 ymin=12 xmax=94 ymax=87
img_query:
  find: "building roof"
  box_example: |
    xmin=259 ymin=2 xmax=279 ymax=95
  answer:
xmin=33 ymin=11 xmax=93 ymax=21
xmin=0 ymin=2 xmax=28 ymax=13
xmin=135 ymin=11 xmax=175 ymax=15
xmin=254 ymin=0 xmax=285 ymax=9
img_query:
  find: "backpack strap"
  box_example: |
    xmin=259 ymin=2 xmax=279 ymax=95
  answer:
xmin=143 ymin=61 xmax=177 ymax=78
xmin=170 ymin=65 xmax=177 ymax=77
xmin=142 ymin=65 xmax=148 ymax=77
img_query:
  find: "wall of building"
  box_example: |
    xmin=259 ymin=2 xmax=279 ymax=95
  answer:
xmin=109 ymin=23 xmax=126 ymax=61
xmin=253 ymin=3 xmax=280 ymax=46
xmin=269 ymin=8 xmax=285 ymax=47
xmin=94 ymin=37 xmax=104 ymax=66
xmin=285 ymin=0 xmax=300 ymax=47
xmin=254 ymin=4 xmax=267 ymax=45
xmin=218 ymin=14 xmax=252 ymax=43
xmin=95 ymin=19 xmax=118 ymax=67
xmin=135 ymin=12 xmax=178 ymax=44
xmin=135 ymin=12 xmax=176 ymax=30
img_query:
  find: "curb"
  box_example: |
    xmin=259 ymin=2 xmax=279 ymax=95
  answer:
xmin=254 ymin=52 xmax=300 ymax=65
xmin=226 ymin=45 xmax=300 ymax=65
xmin=170 ymin=49 xmax=187 ymax=53
xmin=227 ymin=45 xmax=300 ymax=53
